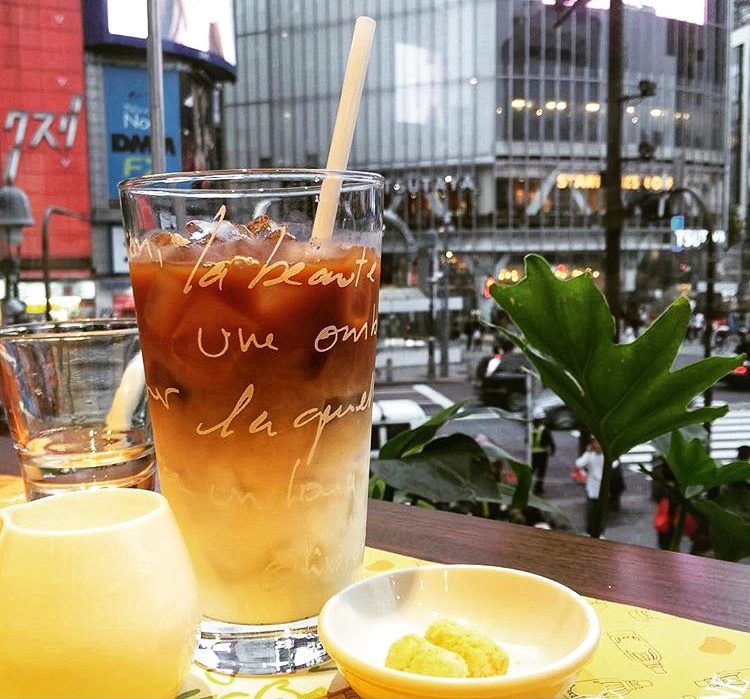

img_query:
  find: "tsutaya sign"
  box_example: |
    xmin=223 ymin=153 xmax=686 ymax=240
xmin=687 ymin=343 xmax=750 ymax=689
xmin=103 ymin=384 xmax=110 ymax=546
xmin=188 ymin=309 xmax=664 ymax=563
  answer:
xmin=541 ymin=0 xmax=706 ymax=26
xmin=556 ymin=173 xmax=675 ymax=192
xmin=673 ymin=229 xmax=726 ymax=249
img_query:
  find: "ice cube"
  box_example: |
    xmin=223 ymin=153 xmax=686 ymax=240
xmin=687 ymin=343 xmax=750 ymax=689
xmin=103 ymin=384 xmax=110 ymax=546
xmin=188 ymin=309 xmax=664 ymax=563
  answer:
xmin=244 ymin=214 xmax=274 ymax=238
xmin=151 ymin=232 xmax=191 ymax=248
xmin=266 ymin=225 xmax=295 ymax=242
xmin=185 ymin=219 xmax=247 ymax=243
xmin=243 ymin=215 xmax=295 ymax=242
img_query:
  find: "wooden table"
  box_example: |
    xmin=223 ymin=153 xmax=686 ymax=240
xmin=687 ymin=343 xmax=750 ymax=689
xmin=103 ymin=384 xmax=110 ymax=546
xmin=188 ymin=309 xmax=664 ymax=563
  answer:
xmin=366 ymin=499 xmax=750 ymax=633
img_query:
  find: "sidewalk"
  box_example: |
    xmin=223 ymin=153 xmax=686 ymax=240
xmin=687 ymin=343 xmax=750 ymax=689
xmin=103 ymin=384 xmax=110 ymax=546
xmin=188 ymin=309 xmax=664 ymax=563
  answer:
xmin=375 ymin=342 xmax=483 ymax=385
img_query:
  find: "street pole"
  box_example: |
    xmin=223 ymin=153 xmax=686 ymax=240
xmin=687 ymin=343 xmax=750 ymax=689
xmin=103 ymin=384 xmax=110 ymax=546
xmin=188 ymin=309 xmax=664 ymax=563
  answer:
xmin=440 ymin=232 xmax=450 ymax=378
xmin=147 ymin=0 xmax=166 ymax=174
xmin=427 ymin=231 xmax=437 ymax=381
xmin=666 ymin=187 xmax=716 ymax=415
xmin=41 ymin=207 xmax=89 ymax=321
xmin=703 ymin=223 xmax=716 ymax=411
xmin=604 ymin=0 xmax=624 ymax=340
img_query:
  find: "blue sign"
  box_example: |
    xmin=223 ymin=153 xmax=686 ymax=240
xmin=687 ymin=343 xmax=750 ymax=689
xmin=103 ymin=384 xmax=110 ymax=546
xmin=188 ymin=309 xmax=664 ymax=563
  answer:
xmin=103 ymin=66 xmax=182 ymax=199
xmin=670 ymin=215 xmax=685 ymax=231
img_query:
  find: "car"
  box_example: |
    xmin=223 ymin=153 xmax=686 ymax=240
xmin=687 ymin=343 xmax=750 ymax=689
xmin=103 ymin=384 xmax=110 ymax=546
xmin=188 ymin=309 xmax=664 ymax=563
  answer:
xmin=720 ymin=358 xmax=750 ymax=389
xmin=531 ymin=389 xmax=579 ymax=430
xmin=474 ymin=350 xmax=532 ymax=412
xmin=370 ymin=399 xmax=428 ymax=456
xmin=475 ymin=352 xmax=580 ymax=430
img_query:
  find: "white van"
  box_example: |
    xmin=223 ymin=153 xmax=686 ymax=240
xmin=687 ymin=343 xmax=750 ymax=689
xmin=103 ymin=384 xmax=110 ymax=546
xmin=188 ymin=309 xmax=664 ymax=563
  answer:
xmin=370 ymin=399 xmax=428 ymax=456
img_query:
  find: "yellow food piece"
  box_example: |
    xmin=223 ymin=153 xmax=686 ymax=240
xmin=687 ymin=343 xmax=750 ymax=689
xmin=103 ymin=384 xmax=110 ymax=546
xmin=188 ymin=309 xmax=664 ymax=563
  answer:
xmin=425 ymin=618 xmax=509 ymax=677
xmin=385 ymin=633 xmax=469 ymax=678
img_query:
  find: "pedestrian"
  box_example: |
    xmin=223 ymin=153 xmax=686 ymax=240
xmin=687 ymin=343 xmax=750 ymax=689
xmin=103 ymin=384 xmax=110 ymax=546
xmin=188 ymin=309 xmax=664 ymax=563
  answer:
xmin=575 ymin=438 xmax=604 ymax=537
xmin=530 ymin=408 xmax=555 ymax=495
xmin=689 ymin=310 xmax=705 ymax=342
xmin=735 ymin=331 xmax=750 ymax=357
xmin=650 ymin=455 xmax=702 ymax=552
xmin=471 ymin=324 xmax=483 ymax=350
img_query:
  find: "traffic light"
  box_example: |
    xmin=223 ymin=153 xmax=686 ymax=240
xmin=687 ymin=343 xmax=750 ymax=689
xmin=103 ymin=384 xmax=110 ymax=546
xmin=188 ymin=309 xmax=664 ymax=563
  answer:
xmin=638 ymin=141 xmax=656 ymax=161
xmin=638 ymin=80 xmax=657 ymax=98
xmin=625 ymin=190 xmax=666 ymax=225
xmin=638 ymin=192 xmax=666 ymax=224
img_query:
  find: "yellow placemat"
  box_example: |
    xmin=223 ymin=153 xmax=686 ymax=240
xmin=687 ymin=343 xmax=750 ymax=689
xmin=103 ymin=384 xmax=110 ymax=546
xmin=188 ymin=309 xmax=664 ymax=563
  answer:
xmin=179 ymin=547 xmax=750 ymax=699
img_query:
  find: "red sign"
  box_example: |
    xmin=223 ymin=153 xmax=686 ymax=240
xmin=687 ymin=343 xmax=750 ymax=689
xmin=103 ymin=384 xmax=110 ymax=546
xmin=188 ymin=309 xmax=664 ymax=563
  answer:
xmin=0 ymin=0 xmax=91 ymax=273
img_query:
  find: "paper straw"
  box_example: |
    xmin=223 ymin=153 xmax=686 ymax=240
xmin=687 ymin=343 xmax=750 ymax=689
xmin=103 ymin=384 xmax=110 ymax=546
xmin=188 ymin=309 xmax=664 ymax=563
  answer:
xmin=310 ymin=16 xmax=376 ymax=242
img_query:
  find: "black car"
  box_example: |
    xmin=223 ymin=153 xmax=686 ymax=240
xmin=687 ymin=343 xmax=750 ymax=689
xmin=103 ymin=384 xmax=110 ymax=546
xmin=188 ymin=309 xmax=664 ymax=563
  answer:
xmin=721 ymin=358 xmax=750 ymax=389
xmin=475 ymin=351 xmax=531 ymax=412
xmin=475 ymin=353 xmax=580 ymax=429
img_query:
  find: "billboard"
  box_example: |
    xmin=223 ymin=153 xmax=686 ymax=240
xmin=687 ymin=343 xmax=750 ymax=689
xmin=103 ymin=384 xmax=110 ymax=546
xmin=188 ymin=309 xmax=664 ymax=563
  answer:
xmin=85 ymin=0 xmax=236 ymax=79
xmin=542 ymin=0 xmax=706 ymax=26
xmin=103 ymin=66 xmax=182 ymax=199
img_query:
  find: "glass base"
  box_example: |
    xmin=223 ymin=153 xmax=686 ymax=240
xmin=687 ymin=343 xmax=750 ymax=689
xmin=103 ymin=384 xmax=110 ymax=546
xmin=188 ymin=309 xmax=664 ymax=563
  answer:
xmin=193 ymin=616 xmax=331 ymax=676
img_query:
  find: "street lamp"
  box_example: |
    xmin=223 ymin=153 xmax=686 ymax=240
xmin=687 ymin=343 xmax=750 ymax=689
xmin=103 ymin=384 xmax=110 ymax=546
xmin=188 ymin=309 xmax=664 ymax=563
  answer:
xmin=0 ymin=183 xmax=34 ymax=325
xmin=662 ymin=186 xmax=717 ymax=412
xmin=41 ymin=207 xmax=89 ymax=321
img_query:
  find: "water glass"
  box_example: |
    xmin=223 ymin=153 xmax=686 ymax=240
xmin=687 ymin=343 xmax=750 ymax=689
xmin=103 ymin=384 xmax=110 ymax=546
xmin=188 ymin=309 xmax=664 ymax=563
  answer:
xmin=0 ymin=319 xmax=154 ymax=500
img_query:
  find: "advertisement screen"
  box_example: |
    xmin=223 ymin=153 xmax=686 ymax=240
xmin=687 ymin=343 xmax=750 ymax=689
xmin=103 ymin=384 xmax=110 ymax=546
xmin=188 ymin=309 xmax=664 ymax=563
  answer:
xmin=103 ymin=66 xmax=182 ymax=199
xmin=85 ymin=0 xmax=236 ymax=79
xmin=542 ymin=0 xmax=706 ymax=26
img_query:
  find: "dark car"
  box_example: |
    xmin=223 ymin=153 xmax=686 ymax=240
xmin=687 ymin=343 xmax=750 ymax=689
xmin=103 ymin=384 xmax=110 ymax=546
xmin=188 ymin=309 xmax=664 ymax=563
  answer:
xmin=721 ymin=358 xmax=750 ymax=389
xmin=531 ymin=389 xmax=579 ymax=430
xmin=475 ymin=352 xmax=580 ymax=429
xmin=474 ymin=351 xmax=531 ymax=412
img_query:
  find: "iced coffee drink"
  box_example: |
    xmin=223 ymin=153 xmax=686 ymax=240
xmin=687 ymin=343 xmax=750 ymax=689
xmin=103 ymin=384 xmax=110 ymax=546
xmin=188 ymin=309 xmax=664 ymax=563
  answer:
xmin=120 ymin=171 xmax=382 ymax=637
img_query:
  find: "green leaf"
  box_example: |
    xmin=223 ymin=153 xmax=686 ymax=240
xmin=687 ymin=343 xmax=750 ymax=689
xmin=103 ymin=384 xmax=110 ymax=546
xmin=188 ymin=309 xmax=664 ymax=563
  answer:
xmin=377 ymin=403 xmax=464 ymax=459
xmin=702 ymin=461 xmax=750 ymax=490
xmin=660 ymin=431 xmax=750 ymax=496
xmin=666 ymin=431 xmax=720 ymax=494
xmin=368 ymin=474 xmax=387 ymax=500
xmin=692 ymin=499 xmax=750 ymax=561
xmin=490 ymin=255 xmax=740 ymax=461
xmin=651 ymin=424 xmax=706 ymax=458
xmin=372 ymin=433 xmax=499 ymax=503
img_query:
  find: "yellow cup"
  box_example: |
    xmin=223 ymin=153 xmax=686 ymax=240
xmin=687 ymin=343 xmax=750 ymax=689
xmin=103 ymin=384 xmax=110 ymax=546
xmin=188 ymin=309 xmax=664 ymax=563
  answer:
xmin=0 ymin=488 xmax=200 ymax=699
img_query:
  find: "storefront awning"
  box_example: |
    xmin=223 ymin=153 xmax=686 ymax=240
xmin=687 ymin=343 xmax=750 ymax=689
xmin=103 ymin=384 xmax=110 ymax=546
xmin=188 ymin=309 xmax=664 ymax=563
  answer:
xmin=379 ymin=287 xmax=463 ymax=313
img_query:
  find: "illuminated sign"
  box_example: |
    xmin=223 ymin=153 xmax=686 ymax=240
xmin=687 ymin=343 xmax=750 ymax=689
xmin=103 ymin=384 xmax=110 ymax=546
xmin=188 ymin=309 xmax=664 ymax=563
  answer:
xmin=555 ymin=173 xmax=674 ymax=192
xmin=673 ymin=229 xmax=726 ymax=249
xmin=541 ymin=1 xmax=706 ymax=26
xmin=103 ymin=65 xmax=182 ymax=199
xmin=84 ymin=0 xmax=236 ymax=79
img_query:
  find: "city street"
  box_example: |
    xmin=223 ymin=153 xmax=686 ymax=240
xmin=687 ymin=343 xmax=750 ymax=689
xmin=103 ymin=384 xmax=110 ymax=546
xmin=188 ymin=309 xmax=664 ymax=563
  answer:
xmin=0 ymin=342 xmax=744 ymax=554
xmin=374 ymin=342 xmax=750 ymax=551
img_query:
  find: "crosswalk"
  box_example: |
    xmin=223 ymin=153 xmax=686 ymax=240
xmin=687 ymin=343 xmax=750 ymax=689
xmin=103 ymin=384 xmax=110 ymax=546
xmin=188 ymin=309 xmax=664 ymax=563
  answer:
xmin=374 ymin=383 xmax=750 ymax=469
xmin=373 ymin=384 xmax=448 ymax=417
xmin=621 ymin=408 xmax=750 ymax=467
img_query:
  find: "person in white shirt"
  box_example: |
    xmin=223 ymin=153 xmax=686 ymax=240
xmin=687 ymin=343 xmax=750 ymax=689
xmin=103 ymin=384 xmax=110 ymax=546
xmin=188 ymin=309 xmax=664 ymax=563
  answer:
xmin=575 ymin=438 xmax=604 ymax=537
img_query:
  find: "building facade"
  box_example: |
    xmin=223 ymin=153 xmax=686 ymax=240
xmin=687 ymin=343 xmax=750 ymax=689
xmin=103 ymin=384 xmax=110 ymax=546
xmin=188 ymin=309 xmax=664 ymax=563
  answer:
xmin=1 ymin=0 xmax=236 ymax=319
xmin=1 ymin=0 xmax=92 ymax=320
xmin=223 ymin=0 xmax=729 ymax=333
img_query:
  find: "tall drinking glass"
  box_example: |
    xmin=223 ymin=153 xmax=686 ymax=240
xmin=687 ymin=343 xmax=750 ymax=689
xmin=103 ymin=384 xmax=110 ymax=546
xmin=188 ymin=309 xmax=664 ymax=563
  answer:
xmin=119 ymin=170 xmax=382 ymax=675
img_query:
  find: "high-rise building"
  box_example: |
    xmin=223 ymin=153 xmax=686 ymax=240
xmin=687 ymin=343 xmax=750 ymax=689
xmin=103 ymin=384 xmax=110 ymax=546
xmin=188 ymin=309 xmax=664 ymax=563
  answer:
xmin=223 ymin=0 xmax=728 ymax=333
xmin=730 ymin=0 xmax=750 ymax=299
